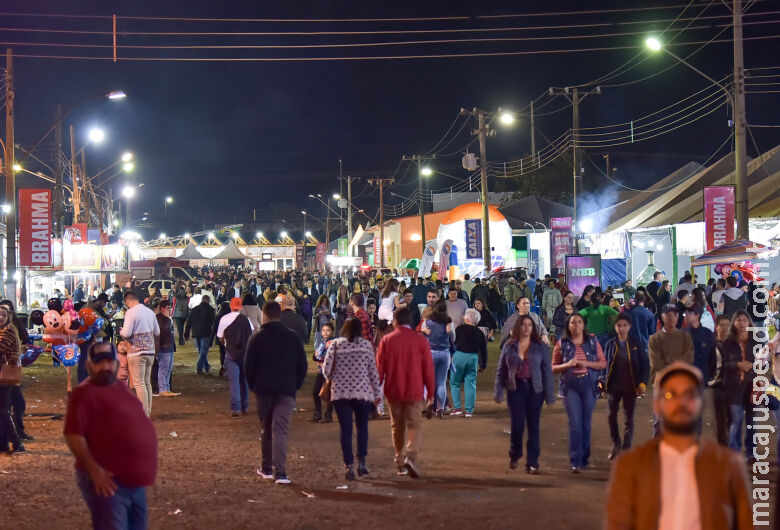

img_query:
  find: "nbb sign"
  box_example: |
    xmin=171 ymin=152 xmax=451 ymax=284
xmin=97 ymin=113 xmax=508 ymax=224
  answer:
xmin=19 ymin=189 xmax=52 ymax=267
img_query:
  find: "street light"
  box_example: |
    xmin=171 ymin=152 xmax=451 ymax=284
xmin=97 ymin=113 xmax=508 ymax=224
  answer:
xmin=232 ymin=232 xmax=239 ymax=240
xmin=12 ymin=163 xmax=21 ymax=172
xmin=122 ymin=162 xmax=134 ymax=172
xmin=107 ymin=90 xmax=127 ymax=100
xmin=160 ymin=233 xmax=166 ymax=239
xmin=121 ymin=152 xmax=133 ymax=162
xmin=333 ymin=193 xmax=341 ymax=200
xmin=88 ymin=128 xmax=105 ymax=144
xmin=122 ymin=185 xmax=135 ymax=199
xmin=499 ymin=111 xmax=515 ymax=125
xmin=164 ymin=196 xmax=173 ymax=218
xmin=305 ymin=231 xmax=312 ymax=238
xmin=420 ymin=166 xmax=433 ymax=176
xmin=184 ymin=232 xmax=190 ymax=239
xmin=207 ymin=231 xmax=215 ymax=239
xmin=645 ymin=34 xmax=747 ymax=238
xmin=255 ymin=231 xmax=263 ymax=239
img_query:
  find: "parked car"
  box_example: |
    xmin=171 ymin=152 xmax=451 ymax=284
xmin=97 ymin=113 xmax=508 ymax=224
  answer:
xmin=140 ymin=279 xmax=175 ymax=299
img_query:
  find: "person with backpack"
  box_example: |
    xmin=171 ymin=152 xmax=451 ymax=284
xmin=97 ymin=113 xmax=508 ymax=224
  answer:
xmin=217 ymin=298 xmax=254 ymax=416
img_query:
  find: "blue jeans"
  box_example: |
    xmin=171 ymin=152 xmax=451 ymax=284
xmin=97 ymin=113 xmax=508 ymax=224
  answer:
xmin=507 ymin=301 xmax=515 ymax=316
xmin=157 ymin=351 xmax=173 ymax=393
xmin=76 ymin=469 xmax=147 ymax=530
xmin=225 ymin=356 xmax=249 ymax=413
xmin=431 ymin=349 xmax=450 ymax=411
xmin=507 ymin=378 xmax=544 ymax=468
xmin=729 ymin=403 xmax=756 ymax=458
xmin=563 ymin=374 xmax=597 ymax=467
xmin=194 ymin=336 xmax=210 ymax=373
xmin=333 ymin=398 xmax=373 ymax=466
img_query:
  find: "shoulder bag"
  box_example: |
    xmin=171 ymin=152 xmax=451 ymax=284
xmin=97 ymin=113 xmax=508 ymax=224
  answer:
xmin=0 ymin=361 xmax=22 ymax=386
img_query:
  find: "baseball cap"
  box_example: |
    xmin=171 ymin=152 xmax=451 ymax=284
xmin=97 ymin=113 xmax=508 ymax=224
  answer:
xmin=654 ymin=361 xmax=703 ymax=394
xmin=660 ymin=303 xmax=679 ymax=314
xmin=230 ymin=297 xmax=243 ymax=310
xmin=88 ymin=342 xmax=117 ymax=364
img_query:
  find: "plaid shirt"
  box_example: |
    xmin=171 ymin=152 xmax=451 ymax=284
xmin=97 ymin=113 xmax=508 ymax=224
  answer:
xmin=354 ymin=308 xmax=375 ymax=345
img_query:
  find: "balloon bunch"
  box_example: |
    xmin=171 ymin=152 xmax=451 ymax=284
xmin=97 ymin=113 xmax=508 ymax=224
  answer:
xmin=713 ymin=260 xmax=763 ymax=283
xmin=36 ymin=298 xmax=103 ymax=368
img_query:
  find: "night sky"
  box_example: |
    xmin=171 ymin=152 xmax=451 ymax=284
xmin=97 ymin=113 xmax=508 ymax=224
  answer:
xmin=2 ymin=0 xmax=778 ymax=240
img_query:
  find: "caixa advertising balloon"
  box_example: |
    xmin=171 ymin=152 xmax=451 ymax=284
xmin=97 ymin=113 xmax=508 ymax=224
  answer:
xmin=435 ymin=203 xmax=513 ymax=279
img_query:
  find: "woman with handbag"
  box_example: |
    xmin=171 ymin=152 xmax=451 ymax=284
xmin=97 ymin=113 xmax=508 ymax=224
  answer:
xmin=0 ymin=306 xmax=24 ymax=454
xmin=322 ymin=318 xmax=382 ymax=481
xmin=552 ymin=313 xmax=606 ymax=472
xmin=0 ymin=300 xmax=33 ymax=442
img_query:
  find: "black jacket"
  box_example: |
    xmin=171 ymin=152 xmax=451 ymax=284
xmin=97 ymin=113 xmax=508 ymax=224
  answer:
xmin=279 ymin=309 xmax=307 ymax=343
xmin=604 ymin=336 xmax=648 ymax=391
xmin=244 ymin=321 xmax=307 ymax=397
xmin=185 ymin=301 xmax=216 ymax=338
xmin=155 ymin=313 xmax=175 ymax=353
xmin=222 ymin=313 xmax=252 ymax=362
xmin=720 ymin=337 xmax=756 ymax=406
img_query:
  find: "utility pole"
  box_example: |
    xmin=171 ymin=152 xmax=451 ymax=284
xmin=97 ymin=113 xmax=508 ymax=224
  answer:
xmin=81 ymin=150 xmax=89 ymax=226
xmin=302 ymin=210 xmax=307 ymax=269
xmin=603 ymin=154 xmax=610 ymax=180
xmin=475 ymin=108 xmax=491 ymax=275
xmin=733 ymin=0 xmax=748 ymax=239
xmin=402 ymin=154 xmax=435 ymax=254
xmin=368 ymin=176 xmax=394 ymax=267
xmin=4 ymin=49 xmax=15 ymax=302
xmin=69 ymin=124 xmax=80 ymax=223
xmin=530 ymin=99 xmax=536 ymax=165
xmin=548 ymin=86 xmax=601 ymax=230
xmin=54 ymin=105 xmax=64 ymax=237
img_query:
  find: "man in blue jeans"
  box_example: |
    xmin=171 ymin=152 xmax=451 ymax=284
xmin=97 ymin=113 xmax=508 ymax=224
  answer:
xmin=217 ymin=297 xmax=254 ymax=416
xmin=185 ymin=295 xmax=216 ymax=375
xmin=65 ymin=342 xmax=157 ymax=529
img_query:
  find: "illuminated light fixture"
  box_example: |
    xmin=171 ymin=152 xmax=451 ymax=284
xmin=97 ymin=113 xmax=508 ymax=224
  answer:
xmin=656 ymin=243 xmax=664 ymax=250
xmin=635 ymin=241 xmax=645 ymax=249
xmin=255 ymin=232 xmax=263 ymax=239
xmin=305 ymin=231 xmax=312 ymax=237
xmin=107 ymin=90 xmax=127 ymax=100
xmin=88 ymin=128 xmax=105 ymax=143
xmin=207 ymin=231 xmax=215 ymax=239
xmin=420 ymin=167 xmax=433 ymax=176
xmin=499 ymin=112 xmax=515 ymax=125
xmin=121 ymin=186 xmax=135 ymax=198
xmin=121 ymin=152 xmax=133 ymax=162
xmin=184 ymin=232 xmax=190 ymax=238
xmin=383 ymin=239 xmax=392 ymax=246
xmin=578 ymin=219 xmax=594 ymax=233
xmin=112 ymin=219 xmax=120 ymax=226
xmin=160 ymin=233 xmax=166 ymax=239
xmin=410 ymin=233 xmax=422 ymax=241
xmin=333 ymin=193 xmax=341 ymax=200
xmin=232 ymin=232 xmax=239 ymax=239
xmin=645 ymin=37 xmax=662 ymax=51
xmin=280 ymin=231 xmax=288 ymax=239
xmin=166 ymin=196 xmax=173 ymax=204
xmin=12 ymin=163 xmax=21 ymax=172
xmin=1 ymin=204 xmax=10 ymax=213
xmin=123 ymin=162 xmax=134 ymax=172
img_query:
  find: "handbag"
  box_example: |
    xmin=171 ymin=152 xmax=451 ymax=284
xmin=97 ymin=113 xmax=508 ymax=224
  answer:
xmin=319 ymin=343 xmax=336 ymax=403
xmin=0 ymin=362 xmax=22 ymax=386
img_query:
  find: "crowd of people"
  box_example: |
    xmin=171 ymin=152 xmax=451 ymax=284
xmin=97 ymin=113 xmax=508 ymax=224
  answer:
xmin=3 ymin=262 xmax=779 ymax=528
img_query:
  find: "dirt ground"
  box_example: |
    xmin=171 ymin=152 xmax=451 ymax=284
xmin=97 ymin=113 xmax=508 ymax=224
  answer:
xmin=2 ymin=334 xmax=776 ymax=529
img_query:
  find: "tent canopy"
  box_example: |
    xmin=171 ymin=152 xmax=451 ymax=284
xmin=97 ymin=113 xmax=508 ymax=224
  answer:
xmin=212 ymin=240 xmax=247 ymax=260
xmin=690 ymin=239 xmax=772 ymax=266
xmin=499 ymin=195 xmax=574 ymax=228
xmin=177 ymin=242 xmax=206 ymax=260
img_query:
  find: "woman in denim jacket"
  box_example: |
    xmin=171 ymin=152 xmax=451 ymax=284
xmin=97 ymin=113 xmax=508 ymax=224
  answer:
xmin=552 ymin=313 xmax=606 ymax=472
xmin=494 ymin=314 xmax=554 ymax=474
xmin=421 ymin=301 xmax=454 ymax=417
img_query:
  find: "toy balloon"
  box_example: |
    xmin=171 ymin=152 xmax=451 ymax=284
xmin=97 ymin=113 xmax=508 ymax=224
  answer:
xmin=52 ymin=344 xmax=80 ymax=367
xmin=30 ymin=309 xmax=45 ymax=326
xmin=731 ymin=270 xmax=744 ymax=282
xmin=42 ymin=310 xmax=64 ymax=334
xmin=713 ymin=264 xmax=724 ymax=276
xmin=78 ymin=307 xmax=97 ymax=333
xmin=21 ymin=345 xmax=44 ymax=367
xmin=47 ymin=297 xmax=63 ymax=312
xmin=28 ymin=333 xmax=43 ymax=341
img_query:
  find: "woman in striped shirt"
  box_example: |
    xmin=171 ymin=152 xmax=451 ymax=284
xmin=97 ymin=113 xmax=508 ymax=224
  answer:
xmin=552 ymin=313 xmax=606 ymax=473
xmin=0 ymin=306 xmax=23 ymax=454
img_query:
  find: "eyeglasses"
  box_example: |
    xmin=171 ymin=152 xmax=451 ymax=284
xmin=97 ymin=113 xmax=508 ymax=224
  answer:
xmin=662 ymin=389 xmax=700 ymax=402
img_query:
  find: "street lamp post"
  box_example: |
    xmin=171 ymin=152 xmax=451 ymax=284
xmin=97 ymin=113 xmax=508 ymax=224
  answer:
xmin=646 ymin=32 xmax=748 ymax=238
xmin=301 ymin=210 xmax=307 ymax=270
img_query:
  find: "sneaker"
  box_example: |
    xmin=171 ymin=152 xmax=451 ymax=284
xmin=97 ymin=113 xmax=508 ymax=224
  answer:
xmin=257 ymin=468 xmax=274 ymax=480
xmin=11 ymin=443 xmax=25 ymax=455
xmin=434 ymin=410 xmax=443 ymax=418
xmin=230 ymin=411 xmax=240 ymax=417
xmin=159 ymin=391 xmax=181 ymax=397
xmin=509 ymin=459 xmax=518 ymax=470
xmin=310 ymin=412 xmax=322 ymax=423
xmin=571 ymin=466 xmax=580 ymax=474
xmin=450 ymin=408 xmax=464 ymax=416
xmin=608 ymin=445 xmax=620 ymax=461
xmin=357 ymin=459 xmax=371 ymax=477
xmin=464 ymin=413 xmax=473 ymax=418
xmin=274 ymin=472 xmax=291 ymax=485
xmin=19 ymin=432 xmax=34 ymax=442
xmin=526 ymin=466 xmax=539 ymax=475
xmin=404 ymin=458 xmax=419 ymax=479
xmin=152 ymin=393 xmax=160 ymax=397
xmin=396 ymin=466 xmax=409 ymax=476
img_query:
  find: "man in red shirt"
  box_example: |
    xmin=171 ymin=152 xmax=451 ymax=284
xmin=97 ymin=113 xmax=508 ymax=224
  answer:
xmin=64 ymin=341 xmax=158 ymax=529
xmin=376 ymin=307 xmax=434 ymax=478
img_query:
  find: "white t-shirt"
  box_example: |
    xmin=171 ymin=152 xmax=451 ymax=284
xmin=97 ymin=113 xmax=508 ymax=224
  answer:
xmin=658 ymin=441 xmax=701 ymax=530
xmin=378 ymin=292 xmax=398 ymax=323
